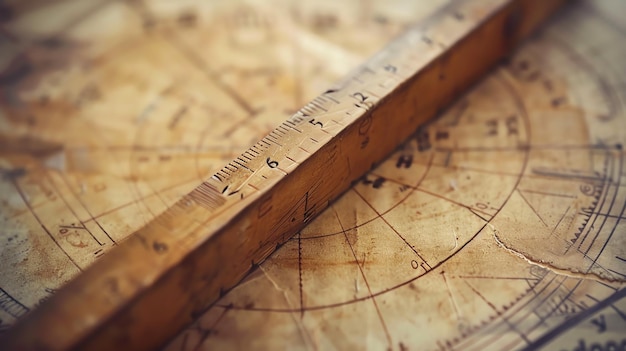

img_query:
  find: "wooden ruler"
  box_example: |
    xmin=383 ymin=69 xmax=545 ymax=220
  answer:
xmin=0 ymin=0 xmax=566 ymax=350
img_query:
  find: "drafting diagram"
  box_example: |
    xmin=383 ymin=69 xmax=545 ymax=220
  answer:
xmin=0 ymin=0 xmax=624 ymax=350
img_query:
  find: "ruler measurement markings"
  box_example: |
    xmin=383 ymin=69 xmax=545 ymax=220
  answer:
xmin=232 ymin=160 xmax=253 ymax=172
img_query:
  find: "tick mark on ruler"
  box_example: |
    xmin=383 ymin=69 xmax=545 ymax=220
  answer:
xmin=384 ymin=64 xmax=397 ymax=73
xmin=152 ymin=241 xmax=168 ymax=253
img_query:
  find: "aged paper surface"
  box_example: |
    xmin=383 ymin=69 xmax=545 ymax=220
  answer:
xmin=0 ymin=0 xmax=624 ymax=349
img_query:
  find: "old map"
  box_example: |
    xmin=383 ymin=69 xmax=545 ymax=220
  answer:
xmin=0 ymin=0 xmax=625 ymax=350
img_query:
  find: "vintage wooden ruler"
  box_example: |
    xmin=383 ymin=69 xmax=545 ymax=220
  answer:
xmin=0 ymin=0 xmax=566 ymax=349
